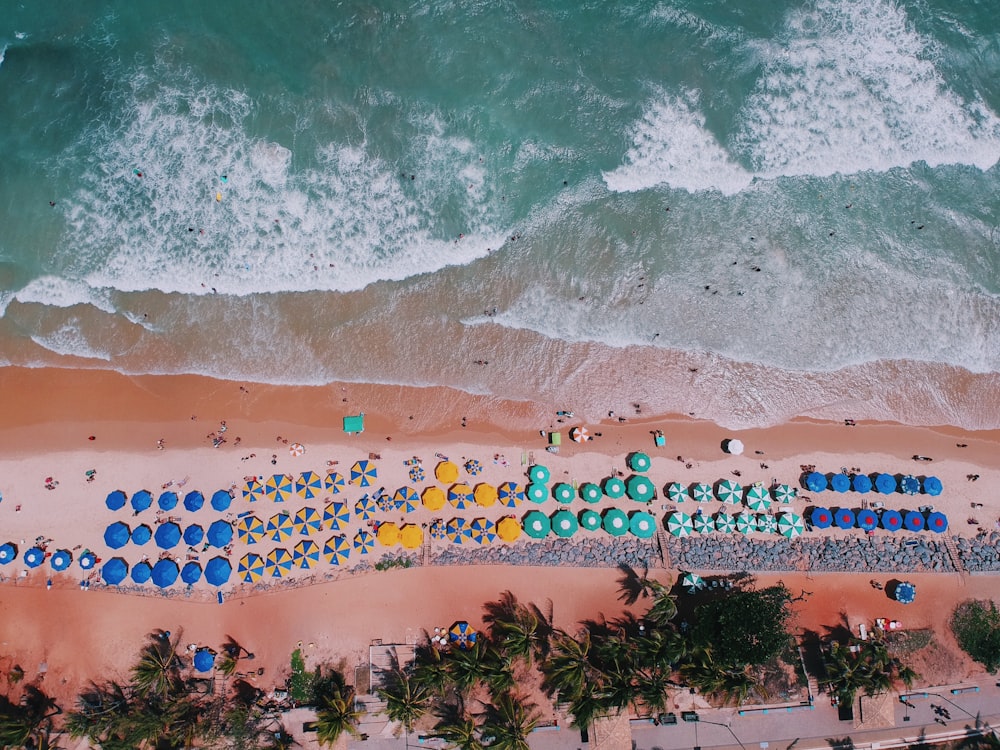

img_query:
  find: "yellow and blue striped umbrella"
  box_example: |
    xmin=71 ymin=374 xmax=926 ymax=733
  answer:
xmin=448 ymin=483 xmax=474 ymax=510
xmin=236 ymin=515 xmax=265 ymax=544
xmin=498 ymin=482 xmax=524 ymax=507
xmin=323 ymin=535 xmax=350 ymax=565
xmin=408 ymin=465 xmax=425 ymax=483
xmin=323 ymin=501 xmax=350 ymax=531
xmin=355 ymin=496 xmax=377 ymax=520
xmin=264 ymin=474 xmax=294 ymax=503
xmin=267 ymin=513 xmax=294 ymax=542
xmin=238 ymin=552 xmax=264 ymax=582
xmin=242 ymin=478 xmax=263 ymax=503
xmin=295 ymin=471 xmax=324 ymax=500
xmin=354 ymin=530 xmax=375 ymax=554
xmin=293 ymin=506 xmax=322 ymax=535
xmin=469 ymin=518 xmax=497 ymax=544
xmin=350 ymin=460 xmax=377 ymax=487
xmin=324 ymin=472 xmax=346 ymax=493
xmin=293 ymin=539 xmax=320 ymax=569
xmin=446 ymin=518 xmax=472 ymax=545
xmin=265 ymin=548 xmax=294 ymax=577
xmin=393 ymin=486 xmax=420 ymax=513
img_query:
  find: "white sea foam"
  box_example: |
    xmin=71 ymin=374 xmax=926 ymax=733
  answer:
xmin=13 ymin=276 xmax=116 ymax=314
xmin=29 ymin=321 xmax=112 ymax=362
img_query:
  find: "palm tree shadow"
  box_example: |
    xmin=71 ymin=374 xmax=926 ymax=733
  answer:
xmin=617 ymin=563 xmax=649 ymax=605
xmin=826 ymin=737 xmax=855 ymax=750
xmin=820 ymin=612 xmax=854 ymax=644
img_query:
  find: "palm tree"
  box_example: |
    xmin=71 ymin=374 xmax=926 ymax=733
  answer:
xmin=314 ymin=687 xmax=363 ymax=747
xmin=541 ymin=630 xmax=593 ymax=703
xmin=0 ymin=686 xmax=60 ymax=750
xmin=644 ymin=583 xmax=678 ymax=627
xmin=429 ymin=701 xmax=483 ymax=750
xmin=411 ymin=641 xmax=454 ymax=698
xmin=482 ymin=592 xmax=554 ymax=665
xmin=131 ymin=633 xmax=183 ymax=700
xmin=479 ymin=692 xmax=540 ymax=750
xmin=375 ymin=662 xmax=431 ymax=735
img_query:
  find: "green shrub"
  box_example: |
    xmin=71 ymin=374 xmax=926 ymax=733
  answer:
xmin=950 ymin=600 xmax=1000 ymax=673
xmin=375 ymin=556 xmax=414 ymax=571
xmin=289 ymin=649 xmax=310 ymax=702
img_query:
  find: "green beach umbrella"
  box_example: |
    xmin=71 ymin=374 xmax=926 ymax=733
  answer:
xmin=692 ymin=482 xmax=714 ymax=503
xmin=772 ymin=484 xmax=797 ymax=504
xmin=523 ymin=511 xmax=551 ymax=539
xmin=666 ymin=511 xmax=693 ymax=537
xmin=603 ymin=477 xmax=626 ymax=499
xmin=715 ymin=511 xmax=736 ymax=534
xmin=667 ymin=482 xmax=688 ymax=503
xmin=602 ymin=508 xmax=629 ymax=537
xmin=551 ymin=509 xmax=579 ymax=538
xmin=553 ymin=483 xmax=575 ymax=504
xmin=735 ymin=511 xmax=758 ymax=534
xmin=529 ymin=465 xmax=550 ymax=484
xmin=580 ymin=509 xmax=602 ymax=531
xmin=629 ymin=511 xmax=656 ymax=539
xmin=757 ymin=514 xmax=777 ymax=534
xmin=526 ymin=483 xmax=548 ymax=504
xmin=626 ymin=475 xmax=655 ymax=502
xmin=692 ymin=513 xmax=715 ymax=534
xmin=628 ymin=452 xmax=652 ymax=473
xmin=580 ymin=482 xmax=603 ymax=503
xmin=777 ymin=512 xmax=805 ymax=538
xmin=745 ymin=483 xmax=771 ymax=511
xmin=716 ymin=479 xmax=742 ymax=505
xmin=681 ymin=572 xmax=706 ymax=593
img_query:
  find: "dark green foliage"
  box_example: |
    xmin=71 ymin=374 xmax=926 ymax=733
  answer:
xmin=289 ymin=649 xmax=310 ymax=703
xmin=690 ymin=585 xmax=792 ymax=667
xmin=951 ymin=600 xmax=1000 ymax=673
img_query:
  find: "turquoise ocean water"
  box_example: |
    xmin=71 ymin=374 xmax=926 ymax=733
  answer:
xmin=1 ymin=1 xmax=999 ymax=428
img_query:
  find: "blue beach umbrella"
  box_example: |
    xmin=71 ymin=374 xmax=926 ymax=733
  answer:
xmin=354 ymin=496 xmax=377 ymax=520
xmin=830 ymin=473 xmax=851 ymax=493
xmin=152 ymin=559 xmax=179 ymax=587
xmin=350 ymin=460 xmax=377 ymax=487
xmin=927 ymin=512 xmax=948 ymax=533
xmin=810 ymin=507 xmax=833 ymax=529
xmin=324 ymin=472 xmax=346 ymax=493
xmin=24 ymin=548 xmax=45 ymax=568
xmin=184 ymin=491 xmax=204 ymax=512
xmin=264 ymin=474 xmax=294 ymax=502
xmin=805 ymin=472 xmax=827 ymax=493
xmin=104 ymin=522 xmax=130 ymax=549
xmin=50 ymin=550 xmax=72 ymax=571
xmin=296 ymin=471 xmax=324 ymax=500
xmin=293 ymin=507 xmax=322 ymax=535
xmin=448 ymin=484 xmax=474 ymax=510
xmin=241 ymin=479 xmax=263 ymax=503
xmin=211 ymin=490 xmax=233 ymax=511
xmin=323 ymin=536 xmax=351 ymax=566
xmin=207 ymin=520 xmax=233 ymax=547
xmin=449 ymin=622 xmax=478 ymax=650
xmin=354 ymin=530 xmax=375 ymax=554
xmin=158 ymin=491 xmax=179 ymax=510
xmin=852 ymin=474 xmax=873 ymax=494
xmin=205 ymin=556 xmax=232 ymax=586
xmin=155 ymin=521 xmax=182 ymax=549
xmin=79 ymin=552 xmax=96 ymax=570
xmin=835 ymin=508 xmax=856 ymax=530
xmin=856 ymin=509 xmax=878 ymax=532
xmin=293 ymin=539 xmax=321 ymax=568
xmin=265 ymin=548 xmax=294 ymax=578
xmin=875 ymin=473 xmax=897 ymax=494
xmin=184 ymin=525 xmax=204 ymax=546
xmin=238 ymin=553 xmax=264 ymax=583
xmin=900 ymin=475 xmax=920 ymax=495
xmin=323 ymin=501 xmax=350 ymax=530
xmin=181 ymin=562 xmax=202 ymax=584
xmin=0 ymin=543 xmax=16 ymax=564
xmin=131 ymin=561 xmax=152 ymax=584
xmin=923 ymin=476 xmax=942 ymax=496
xmin=267 ymin=513 xmax=294 ymax=542
xmin=102 ymin=558 xmax=128 ymax=585
xmin=105 ymin=490 xmax=127 ymax=511
xmin=894 ymin=581 xmax=916 ymax=604
xmin=236 ymin=515 xmax=265 ymax=544
xmin=881 ymin=509 xmax=903 ymax=531
xmin=903 ymin=511 xmax=925 ymax=532
xmin=131 ymin=524 xmax=152 ymax=546
xmin=194 ymin=649 xmax=215 ymax=672
xmin=408 ymin=465 xmax=425 ymax=483
xmin=393 ymin=486 xmax=420 ymax=513
xmin=526 ymin=483 xmax=547 ymax=504
xmin=131 ymin=490 xmax=153 ymax=513
xmin=498 ymin=482 xmax=525 ymax=507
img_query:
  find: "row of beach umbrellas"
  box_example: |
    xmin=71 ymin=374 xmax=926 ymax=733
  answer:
xmin=520 ymin=508 xmax=657 ymax=539
xmin=804 ymin=472 xmax=942 ymax=496
xmin=666 ymin=481 xmax=796 ymax=507
xmin=0 ymin=544 xmax=96 ymax=571
xmin=104 ymin=519 xmax=234 ymax=550
xmin=107 ymin=489 xmax=234 ymax=513
xmin=666 ymin=510 xmax=805 ymax=538
xmin=100 ymin=556 xmax=233 ymax=587
xmin=809 ymin=507 xmax=948 ymax=533
xmin=242 ymin=463 xmax=377 ymax=502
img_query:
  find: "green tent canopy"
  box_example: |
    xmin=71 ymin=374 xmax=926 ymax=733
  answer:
xmin=343 ymin=414 xmax=365 ymax=434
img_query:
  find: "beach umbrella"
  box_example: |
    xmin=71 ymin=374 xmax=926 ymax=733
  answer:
xmin=355 ymin=495 xmax=377 ymax=520
xmin=900 ymin=475 xmax=920 ymax=495
xmin=746 ymin=484 xmax=771 ymax=511
xmin=131 ymin=524 xmax=152 ymax=546
xmin=628 ymin=452 xmax=652 ymax=472
xmin=183 ymin=524 xmax=204 ymax=546
xmin=667 ymin=482 xmax=688 ymax=503
xmin=158 ymin=491 xmax=179 ymax=510
xmin=394 ymin=486 xmax=421 ymax=513
xmin=603 ymin=477 xmax=626 ymax=499
xmin=666 ymin=511 xmax=693 ymax=537
xmin=834 ymin=508 xmax=856 ymax=530
xmin=354 ymin=530 xmax=375 ymax=554
xmin=102 ymin=558 xmax=128 ymax=585
xmin=691 ymin=483 xmax=714 ymax=503
xmin=267 ymin=513 xmax=294 ymax=541
xmin=553 ymin=483 xmax=575 ymax=504
xmin=692 ymin=513 xmax=715 ymax=534
xmin=24 ymin=548 xmax=45 ymax=568
xmin=376 ymin=489 xmax=393 ymax=511
xmin=131 ymin=490 xmax=153 ymax=513
xmin=523 ymin=511 xmax=550 ymax=539
xmin=493 ymin=482 xmax=522 ymax=508
xmin=400 ymin=524 xmax=423 ymax=549
xmin=927 ymin=512 xmax=948 ymax=533
xmin=446 ymin=518 xmax=473 ymax=544
xmin=206 ymin=520 xmax=233 ymax=548
xmin=682 ymin=572 xmax=706 ymax=593
xmin=568 ymin=425 xmax=590 ymax=443
xmin=323 ymin=536 xmax=351 ymax=565
xmin=830 ymin=473 xmax=850 ymax=493
xmin=293 ymin=507 xmax=322 ymax=535
xmin=408 ymin=465 xmax=425 ymax=483
xmin=725 ymin=439 xmax=744 ymax=455
xmin=105 ymin=490 xmax=127 ymax=511
xmin=236 ymin=514 xmax=265 ymax=544
xmin=181 ymin=562 xmax=202 ymax=584
xmin=49 ymin=549 xmax=73 ymax=571
xmin=238 ymin=553 xmax=264 ymax=583
xmin=529 ymin=465 xmax=550 ymax=484
xmin=881 ymin=509 xmax=903 ymax=532
xmin=464 ymin=459 xmax=483 ymax=476
xmin=288 ymin=442 xmax=305 ymax=457
xmin=154 ymin=521 xmax=181 ymax=549
xmin=757 ymin=514 xmax=777 ymax=534
xmin=183 ymin=491 xmax=204 ymax=512
xmin=626 ymin=475 xmax=655 ymax=502
xmin=448 ymin=483 xmax=474 ymax=510
xmin=550 ymin=509 xmax=579 ymax=538
xmin=852 ymin=474 xmax=873 ymax=494
xmin=204 ymin=556 xmax=231 ymax=586
xmin=716 ymin=479 xmax=743 ymax=505
xmin=903 ymin=511 xmax=925 ymax=532
xmin=805 ymin=472 xmax=828 ymax=493
xmin=104 ymin=522 xmax=131 ymax=550
xmin=293 ymin=539 xmax=321 ymax=568
xmin=856 ymin=509 xmax=878 ymax=532
xmin=772 ymin=484 xmax=797 ymax=504
xmin=470 ymin=518 xmax=498 ymax=544
xmin=210 ymin=490 xmax=232 ymax=511
xmin=448 ymin=622 xmax=478 ymax=650
xmin=474 ymin=484 xmax=498 ymax=508
xmin=152 ymin=559 xmax=179 ymax=588
xmin=324 ymin=472 xmax=346 ymax=494
xmin=265 ymin=548 xmax=294 ymax=577
xmin=875 ymin=473 xmax=897 ymax=494
xmin=810 ymin=507 xmax=833 ymax=529
xmin=580 ymin=483 xmax=602 ymax=503
xmin=264 ymin=474 xmax=294 ymax=502
xmin=435 ymin=461 xmax=459 ymax=484
xmin=777 ymin=512 xmax=805 ymax=538
xmin=79 ymin=552 xmax=96 ymax=570
xmin=923 ymin=476 xmax=942 ymax=496
xmin=131 ymin=561 xmax=152 ymax=584
xmin=296 ymin=471 xmax=324 ymax=500
xmin=580 ymin=509 xmax=602 ymax=531
xmin=0 ymin=543 xmax=16 ymax=564
xmin=526 ymin=483 xmax=548 ymax=504
xmin=193 ymin=649 xmax=215 ymax=672
xmin=603 ymin=508 xmax=629 ymax=536
xmin=894 ymin=581 xmax=916 ymax=604
xmin=630 ymin=511 xmax=656 ymax=539
xmin=715 ymin=511 xmax=736 ymax=533
xmin=323 ymin=501 xmax=350 ymax=530
xmin=421 ymin=487 xmax=446 ymax=512
xmin=497 ymin=517 xmax=522 ymax=542
xmin=241 ymin=479 xmax=263 ymax=503
xmin=736 ymin=512 xmax=758 ymax=534
xmin=377 ymin=522 xmax=401 ymax=547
